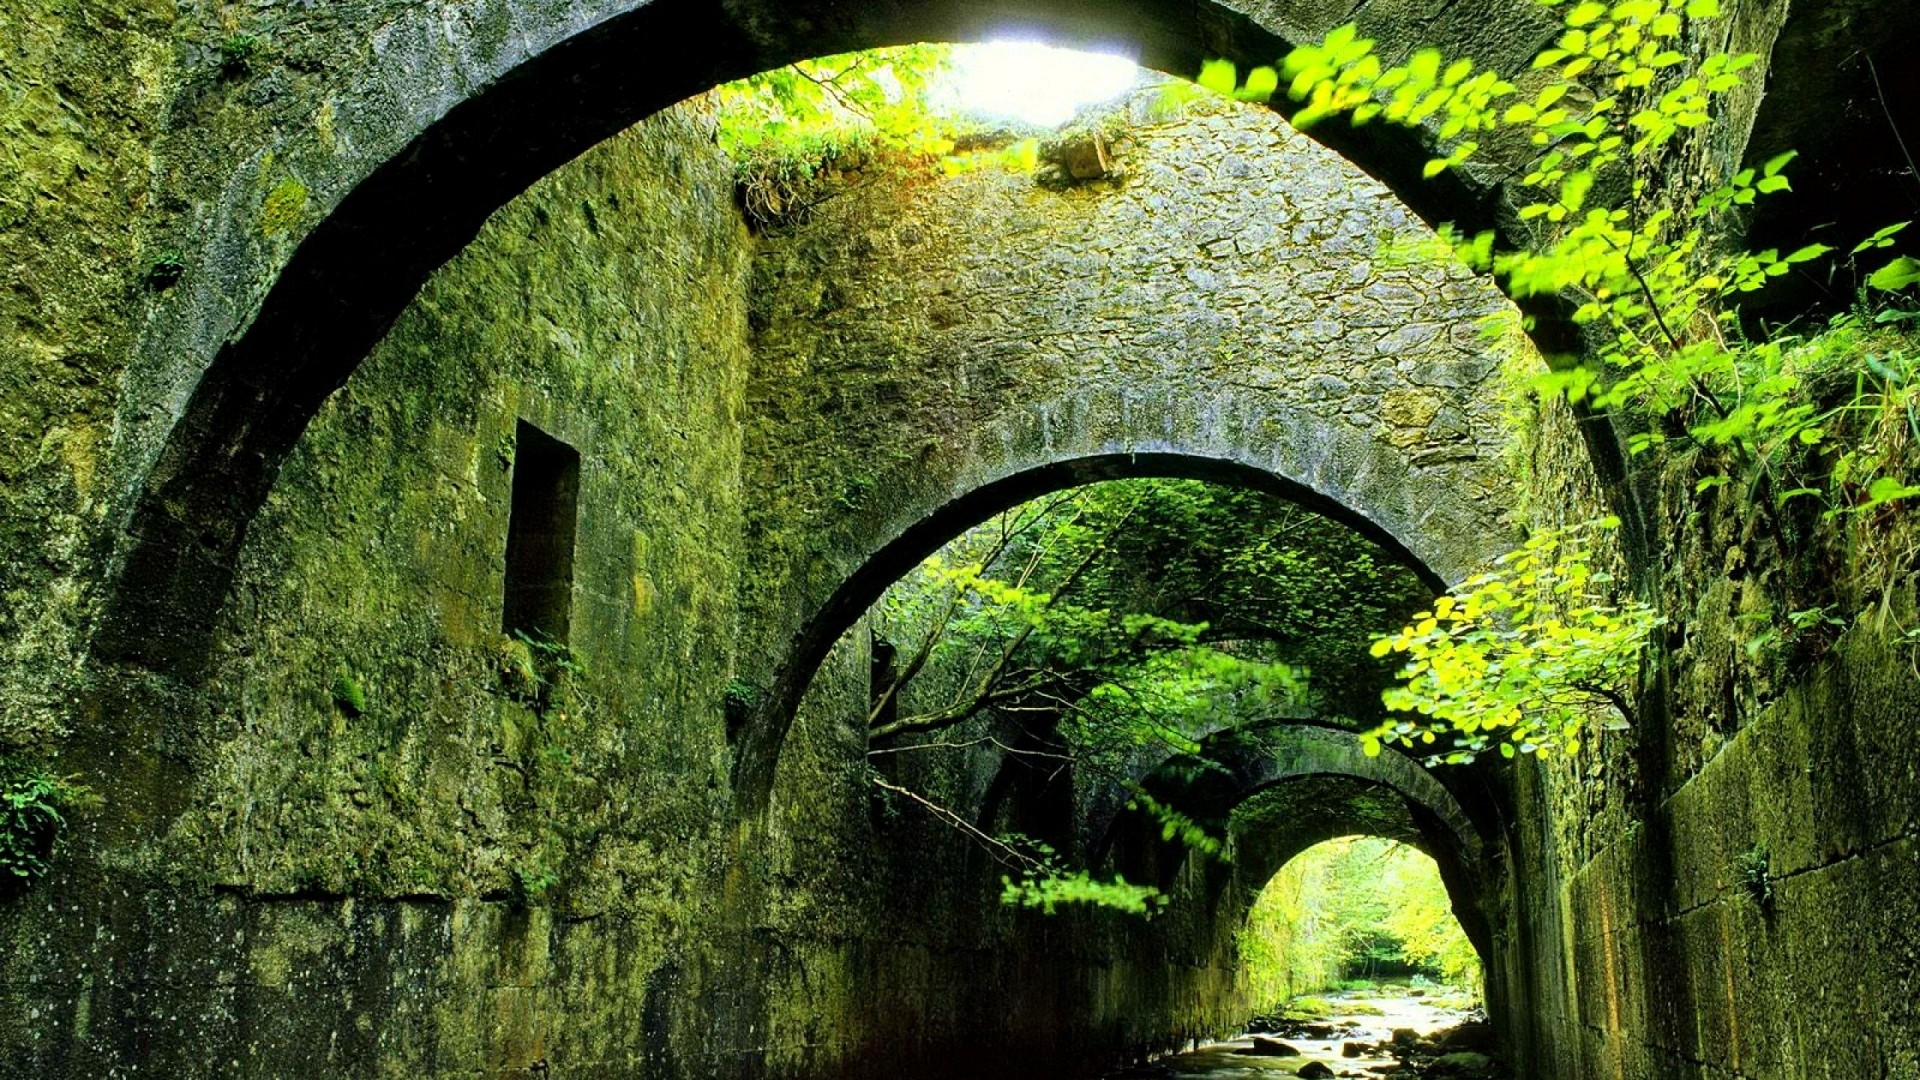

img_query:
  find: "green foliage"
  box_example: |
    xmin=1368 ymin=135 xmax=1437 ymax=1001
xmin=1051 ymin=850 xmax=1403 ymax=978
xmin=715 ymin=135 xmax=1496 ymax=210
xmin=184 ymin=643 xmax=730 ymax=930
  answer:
xmin=1126 ymin=790 xmax=1224 ymax=858
xmin=1734 ymin=842 xmax=1772 ymax=908
xmin=1366 ymin=518 xmax=1660 ymax=762
xmin=1 ymin=758 xmax=94 ymax=890
xmin=1276 ymin=1 xmax=1920 ymax=568
xmin=330 ymin=668 xmax=368 ymax=717
xmin=874 ymin=479 xmax=1428 ymax=745
xmin=145 ymin=250 xmax=185 ymax=290
xmin=497 ymin=638 xmax=540 ymax=700
xmin=711 ymin=46 xmax=1013 ymax=227
xmin=998 ymin=836 xmax=1164 ymax=916
xmin=512 ymin=861 xmax=561 ymax=905
xmin=723 ymin=678 xmax=759 ymax=714
xmin=712 ymin=46 xmax=958 ymax=165
xmin=1773 ymin=313 xmax=1920 ymax=517
xmin=1382 ymin=865 xmax=1482 ymax=985
xmin=1265 ymin=0 xmax=1920 ymax=749
xmin=218 ymin=34 xmax=260 ymax=78
xmin=1158 ymin=58 xmax=1284 ymax=111
xmin=1000 ymin=869 xmax=1163 ymax=916
xmin=870 ymin=482 xmax=1313 ymax=761
xmin=865 ymin=479 xmax=1427 ymax=915
xmin=1240 ymin=838 xmax=1480 ymax=1009
xmin=515 ymin=629 xmax=586 ymax=680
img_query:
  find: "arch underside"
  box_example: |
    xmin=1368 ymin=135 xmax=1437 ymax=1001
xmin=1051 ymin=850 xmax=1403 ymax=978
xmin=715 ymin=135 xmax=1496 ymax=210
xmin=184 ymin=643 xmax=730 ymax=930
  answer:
xmin=98 ymin=0 xmax=1917 ymax=702
xmin=99 ymin=0 xmax=1559 ymax=680
xmin=1091 ymin=722 xmax=1483 ymax=866
xmin=1085 ymin=722 xmax=1499 ymax=964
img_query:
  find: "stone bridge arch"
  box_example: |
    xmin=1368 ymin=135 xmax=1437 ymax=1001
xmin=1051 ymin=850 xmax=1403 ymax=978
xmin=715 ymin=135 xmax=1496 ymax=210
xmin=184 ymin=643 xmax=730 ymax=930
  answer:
xmin=99 ymin=0 xmax=1569 ymax=679
xmin=1215 ymin=772 xmax=1498 ymax=990
xmin=1092 ymin=724 xmax=1502 ymax=996
xmin=733 ymin=93 xmax=1533 ymax=811
xmin=1086 ymin=723 xmax=1487 ymax=871
xmin=737 ymin=402 xmax=1514 ymax=811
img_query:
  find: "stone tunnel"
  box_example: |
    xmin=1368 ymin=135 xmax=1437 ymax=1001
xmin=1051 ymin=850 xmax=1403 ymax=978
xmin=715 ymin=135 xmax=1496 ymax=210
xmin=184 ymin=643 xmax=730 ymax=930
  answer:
xmin=2 ymin=0 xmax=1919 ymax=1077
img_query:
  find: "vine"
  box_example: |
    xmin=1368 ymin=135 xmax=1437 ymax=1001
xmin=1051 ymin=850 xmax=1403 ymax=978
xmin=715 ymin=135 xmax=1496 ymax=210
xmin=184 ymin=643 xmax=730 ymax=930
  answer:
xmin=1365 ymin=519 xmax=1661 ymax=762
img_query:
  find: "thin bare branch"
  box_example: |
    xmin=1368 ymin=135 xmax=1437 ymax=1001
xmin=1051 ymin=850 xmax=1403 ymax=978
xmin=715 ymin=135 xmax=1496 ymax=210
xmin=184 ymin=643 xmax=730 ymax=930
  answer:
xmin=870 ymin=776 xmax=1039 ymax=871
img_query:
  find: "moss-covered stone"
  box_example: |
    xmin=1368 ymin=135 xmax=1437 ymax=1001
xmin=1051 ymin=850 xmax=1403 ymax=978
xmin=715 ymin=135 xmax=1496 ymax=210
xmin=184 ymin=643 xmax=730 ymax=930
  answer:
xmin=4 ymin=3 xmax=1920 ymax=1078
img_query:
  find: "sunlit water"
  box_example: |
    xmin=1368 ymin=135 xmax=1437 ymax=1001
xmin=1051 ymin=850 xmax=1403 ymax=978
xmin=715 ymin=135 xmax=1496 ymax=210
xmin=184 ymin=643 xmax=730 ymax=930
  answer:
xmin=1107 ymin=990 xmax=1479 ymax=1078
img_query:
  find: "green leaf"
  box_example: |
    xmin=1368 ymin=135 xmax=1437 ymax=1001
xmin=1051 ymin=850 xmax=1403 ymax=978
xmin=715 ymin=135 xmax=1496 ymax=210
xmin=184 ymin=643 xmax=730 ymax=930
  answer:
xmin=1561 ymin=170 xmax=1595 ymax=212
xmin=1868 ymin=256 xmax=1920 ymax=292
xmin=1685 ymin=0 xmax=1721 ymax=17
xmin=1567 ymin=2 xmax=1607 ymax=27
xmin=1863 ymin=475 xmax=1920 ymax=509
xmin=1197 ymin=59 xmax=1238 ymax=97
xmin=1852 ymin=221 xmax=1910 ymax=255
xmin=1238 ymin=65 xmax=1280 ymax=101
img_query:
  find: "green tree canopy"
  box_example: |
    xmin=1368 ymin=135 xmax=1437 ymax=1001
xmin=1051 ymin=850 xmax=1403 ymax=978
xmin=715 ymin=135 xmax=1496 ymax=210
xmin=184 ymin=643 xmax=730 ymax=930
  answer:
xmin=861 ymin=478 xmax=1432 ymax=913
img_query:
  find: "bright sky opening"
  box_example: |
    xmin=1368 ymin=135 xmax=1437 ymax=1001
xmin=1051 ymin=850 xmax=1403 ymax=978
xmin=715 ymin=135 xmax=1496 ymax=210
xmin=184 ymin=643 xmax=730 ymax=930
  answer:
xmin=941 ymin=40 xmax=1142 ymax=128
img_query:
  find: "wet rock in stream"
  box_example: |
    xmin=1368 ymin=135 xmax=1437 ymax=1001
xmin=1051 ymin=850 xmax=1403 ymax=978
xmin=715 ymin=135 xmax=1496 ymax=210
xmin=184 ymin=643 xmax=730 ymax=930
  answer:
xmin=1102 ymin=991 xmax=1512 ymax=1080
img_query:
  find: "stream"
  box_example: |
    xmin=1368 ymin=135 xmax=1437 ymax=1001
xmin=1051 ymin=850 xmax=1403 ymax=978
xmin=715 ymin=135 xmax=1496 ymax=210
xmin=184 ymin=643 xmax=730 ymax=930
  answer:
xmin=1106 ymin=989 xmax=1504 ymax=1079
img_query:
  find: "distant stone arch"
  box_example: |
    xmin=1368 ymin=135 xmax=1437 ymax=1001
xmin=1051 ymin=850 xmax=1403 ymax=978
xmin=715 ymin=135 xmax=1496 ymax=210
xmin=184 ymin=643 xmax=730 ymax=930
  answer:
xmin=1089 ymin=724 xmax=1499 ymax=978
xmin=1090 ymin=723 xmax=1484 ymax=867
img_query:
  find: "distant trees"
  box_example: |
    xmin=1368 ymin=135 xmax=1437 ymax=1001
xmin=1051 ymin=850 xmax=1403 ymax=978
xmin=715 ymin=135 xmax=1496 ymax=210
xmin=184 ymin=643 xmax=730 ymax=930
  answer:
xmin=1240 ymin=837 xmax=1481 ymax=1009
xmin=861 ymin=478 xmax=1429 ymax=912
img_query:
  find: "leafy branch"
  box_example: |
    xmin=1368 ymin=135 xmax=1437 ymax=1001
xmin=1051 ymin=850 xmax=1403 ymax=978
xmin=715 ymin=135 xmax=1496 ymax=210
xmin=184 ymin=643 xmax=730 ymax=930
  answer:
xmin=1364 ymin=518 xmax=1662 ymax=762
xmin=1265 ymin=0 xmax=1920 ymax=630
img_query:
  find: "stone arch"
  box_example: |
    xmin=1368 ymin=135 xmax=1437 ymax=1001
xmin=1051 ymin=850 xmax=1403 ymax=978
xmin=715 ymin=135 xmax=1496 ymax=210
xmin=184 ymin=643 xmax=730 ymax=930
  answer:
xmin=737 ymin=328 xmax=1522 ymax=805
xmin=737 ymin=406 xmax=1510 ymax=808
xmin=98 ymin=0 xmax=1565 ymax=678
xmin=1093 ymin=723 xmax=1485 ymax=869
xmin=1094 ymin=725 xmax=1499 ymax=984
xmin=1219 ymin=775 xmax=1496 ymax=986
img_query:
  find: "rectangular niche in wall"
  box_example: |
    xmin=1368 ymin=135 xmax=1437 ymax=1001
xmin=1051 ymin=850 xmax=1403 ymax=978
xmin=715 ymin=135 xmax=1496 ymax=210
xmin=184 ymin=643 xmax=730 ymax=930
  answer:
xmin=503 ymin=419 xmax=580 ymax=644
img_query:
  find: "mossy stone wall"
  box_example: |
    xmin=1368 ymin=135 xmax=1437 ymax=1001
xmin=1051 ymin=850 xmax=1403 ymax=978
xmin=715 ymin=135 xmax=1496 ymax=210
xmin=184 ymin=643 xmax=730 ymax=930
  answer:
xmin=4 ymin=103 xmax=760 ymax=1078
xmin=5 ymin=2 xmax=1920 ymax=1077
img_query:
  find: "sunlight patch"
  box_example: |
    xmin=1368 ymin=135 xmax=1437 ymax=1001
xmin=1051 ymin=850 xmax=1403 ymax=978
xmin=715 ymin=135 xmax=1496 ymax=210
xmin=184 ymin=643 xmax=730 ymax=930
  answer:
xmin=940 ymin=40 xmax=1141 ymax=128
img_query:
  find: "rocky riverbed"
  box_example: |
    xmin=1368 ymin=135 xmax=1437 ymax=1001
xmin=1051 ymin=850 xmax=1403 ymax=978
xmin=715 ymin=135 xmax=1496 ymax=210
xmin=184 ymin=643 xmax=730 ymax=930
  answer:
xmin=1106 ymin=990 xmax=1506 ymax=1079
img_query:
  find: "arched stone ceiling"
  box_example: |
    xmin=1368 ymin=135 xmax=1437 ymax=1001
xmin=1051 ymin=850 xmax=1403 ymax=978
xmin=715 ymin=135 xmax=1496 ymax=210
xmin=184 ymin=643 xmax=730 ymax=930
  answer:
xmin=99 ymin=0 xmax=1562 ymax=681
xmin=733 ymin=95 xmax=1527 ymax=811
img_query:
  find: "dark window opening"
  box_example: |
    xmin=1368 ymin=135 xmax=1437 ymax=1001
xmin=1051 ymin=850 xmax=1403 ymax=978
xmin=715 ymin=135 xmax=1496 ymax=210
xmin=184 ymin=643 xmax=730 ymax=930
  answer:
xmin=503 ymin=420 xmax=580 ymax=644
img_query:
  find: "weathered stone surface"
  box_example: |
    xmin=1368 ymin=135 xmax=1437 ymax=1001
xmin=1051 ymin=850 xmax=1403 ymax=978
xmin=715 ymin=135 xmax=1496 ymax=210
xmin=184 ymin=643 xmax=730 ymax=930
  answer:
xmin=4 ymin=102 xmax=757 ymax=1080
xmin=735 ymin=94 xmax=1530 ymax=805
xmin=3 ymin=2 xmax=1920 ymax=1079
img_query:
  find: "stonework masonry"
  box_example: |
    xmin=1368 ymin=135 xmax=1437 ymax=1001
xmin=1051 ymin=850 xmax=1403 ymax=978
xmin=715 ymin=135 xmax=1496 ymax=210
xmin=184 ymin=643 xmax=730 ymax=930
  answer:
xmin=2 ymin=1 xmax=1919 ymax=1077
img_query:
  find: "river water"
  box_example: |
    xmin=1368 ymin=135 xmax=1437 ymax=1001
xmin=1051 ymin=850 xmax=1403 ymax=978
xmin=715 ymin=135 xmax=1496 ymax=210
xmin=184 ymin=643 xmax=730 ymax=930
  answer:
xmin=1107 ymin=989 xmax=1494 ymax=1079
